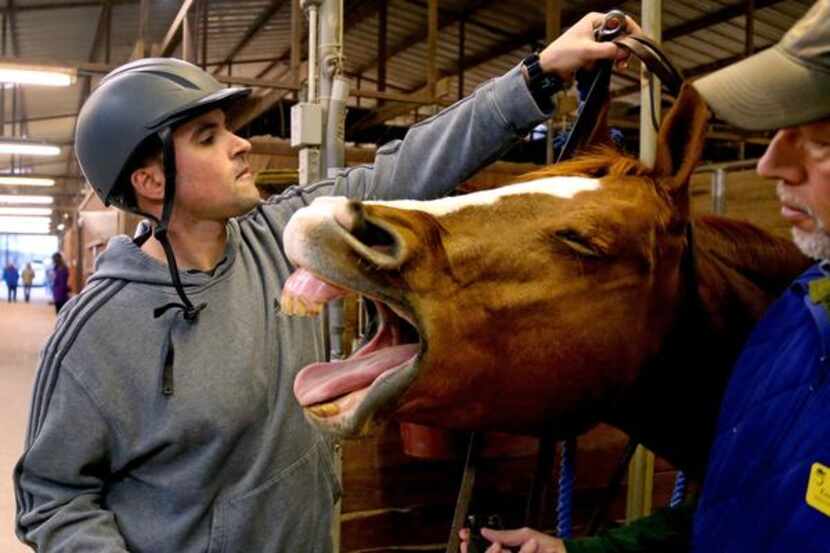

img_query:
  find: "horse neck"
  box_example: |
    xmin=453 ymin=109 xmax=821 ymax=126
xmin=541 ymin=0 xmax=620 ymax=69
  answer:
xmin=608 ymin=215 xmax=811 ymax=479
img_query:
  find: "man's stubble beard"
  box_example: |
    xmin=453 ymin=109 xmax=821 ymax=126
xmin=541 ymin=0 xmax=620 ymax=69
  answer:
xmin=778 ymin=182 xmax=830 ymax=260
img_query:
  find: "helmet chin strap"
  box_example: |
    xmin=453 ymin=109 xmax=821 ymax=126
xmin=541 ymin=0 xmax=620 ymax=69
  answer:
xmin=133 ymin=127 xmax=207 ymax=322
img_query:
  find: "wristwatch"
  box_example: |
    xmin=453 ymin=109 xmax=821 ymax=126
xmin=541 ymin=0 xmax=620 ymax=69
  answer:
xmin=521 ymin=53 xmax=565 ymax=111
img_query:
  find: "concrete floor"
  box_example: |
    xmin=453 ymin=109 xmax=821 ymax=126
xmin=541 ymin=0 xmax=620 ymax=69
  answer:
xmin=1 ymin=288 xmax=55 ymax=553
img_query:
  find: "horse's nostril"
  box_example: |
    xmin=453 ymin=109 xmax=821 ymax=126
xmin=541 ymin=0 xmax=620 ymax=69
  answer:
xmin=334 ymin=200 xmax=365 ymax=232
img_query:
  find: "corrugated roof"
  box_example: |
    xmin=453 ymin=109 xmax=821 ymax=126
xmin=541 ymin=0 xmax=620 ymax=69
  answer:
xmin=0 ymin=0 xmax=813 ymax=183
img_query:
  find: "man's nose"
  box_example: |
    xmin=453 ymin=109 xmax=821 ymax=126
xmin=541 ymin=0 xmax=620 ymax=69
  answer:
xmin=757 ymin=129 xmax=806 ymax=184
xmin=232 ymin=133 xmax=252 ymax=157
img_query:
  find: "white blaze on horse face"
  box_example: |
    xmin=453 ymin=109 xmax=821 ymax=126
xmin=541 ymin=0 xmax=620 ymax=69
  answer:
xmin=365 ymin=176 xmax=601 ymax=215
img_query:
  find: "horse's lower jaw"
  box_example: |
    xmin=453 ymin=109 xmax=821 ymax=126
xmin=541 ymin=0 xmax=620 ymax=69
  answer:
xmin=303 ymin=355 xmax=421 ymax=437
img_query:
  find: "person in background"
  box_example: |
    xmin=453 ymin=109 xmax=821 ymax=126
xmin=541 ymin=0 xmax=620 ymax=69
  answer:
xmin=3 ymin=261 xmax=19 ymax=302
xmin=21 ymin=262 xmax=35 ymax=303
xmin=50 ymin=253 xmax=69 ymax=313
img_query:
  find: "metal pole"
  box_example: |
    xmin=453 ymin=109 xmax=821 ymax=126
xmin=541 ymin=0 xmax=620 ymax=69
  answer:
xmin=545 ymin=0 xmax=561 ymax=164
xmin=627 ymin=0 xmax=660 ymax=524
xmin=711 ymin=168 xmax=727 ymax=215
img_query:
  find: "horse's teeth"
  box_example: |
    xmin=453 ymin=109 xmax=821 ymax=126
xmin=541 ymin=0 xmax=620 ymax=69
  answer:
xmin=309 ymin=402 xmax=340 ymax=417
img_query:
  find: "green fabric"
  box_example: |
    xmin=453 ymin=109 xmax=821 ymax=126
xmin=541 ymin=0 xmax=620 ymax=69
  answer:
xmin=563 ymin=499 xmax=695 ymax=553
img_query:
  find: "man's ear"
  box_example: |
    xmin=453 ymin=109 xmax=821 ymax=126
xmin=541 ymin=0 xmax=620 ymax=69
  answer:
xmin=130 ymin=162 xmax=165 ymax=204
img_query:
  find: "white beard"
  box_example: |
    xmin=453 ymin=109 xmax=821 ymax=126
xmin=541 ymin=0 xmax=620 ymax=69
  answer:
xmin=778 ymin=182 xmax=830 ymax=260
xmin=792 ymin=225 xmax=830 ymax=260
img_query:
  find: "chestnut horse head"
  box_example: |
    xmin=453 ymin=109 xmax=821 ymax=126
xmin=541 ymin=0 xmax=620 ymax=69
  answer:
xmin=283 ymin=86 xmax=810 ymax=477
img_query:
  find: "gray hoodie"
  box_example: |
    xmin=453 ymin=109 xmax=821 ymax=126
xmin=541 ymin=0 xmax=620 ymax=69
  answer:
xmin=14 ymin=65 xmax=549 ymax=552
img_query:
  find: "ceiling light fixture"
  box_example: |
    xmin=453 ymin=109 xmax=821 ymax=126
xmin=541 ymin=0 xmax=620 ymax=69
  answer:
xmin=0 ymin=194 xmax=54 ymax=204
xmin=0 ymin=63 xmax=76 ymax=87
xmin=0 ymin=138 xmax=61 ymax=156
xmin=0 ymin=207 xmax=52 ymax=216
xmin=0 ymin=175 xmax=55 ymax=186
xmin=0 ymin=215 xmax=51 ymax=234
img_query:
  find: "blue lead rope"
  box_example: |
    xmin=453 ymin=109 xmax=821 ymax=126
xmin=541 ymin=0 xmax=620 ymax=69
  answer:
xmin=557 ymin=438 xmax=576 ymax=538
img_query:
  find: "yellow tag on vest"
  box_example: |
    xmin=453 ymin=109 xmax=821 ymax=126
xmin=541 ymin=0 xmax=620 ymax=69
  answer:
xmin=806 ymin=463 xmax=830 ymax=517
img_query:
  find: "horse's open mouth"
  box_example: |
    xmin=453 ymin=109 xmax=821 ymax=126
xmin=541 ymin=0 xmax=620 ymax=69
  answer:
xmin=283 ymin=267 xmax=422 ymax=432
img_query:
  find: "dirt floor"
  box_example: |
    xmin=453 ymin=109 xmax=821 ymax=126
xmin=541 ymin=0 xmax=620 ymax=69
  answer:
xmin=0 ymin=287 xmax=55 ymax=553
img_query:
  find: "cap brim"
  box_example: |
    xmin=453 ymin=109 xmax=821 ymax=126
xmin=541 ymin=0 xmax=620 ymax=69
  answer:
xmin=693 ymin=46 xmax=830 ymax=130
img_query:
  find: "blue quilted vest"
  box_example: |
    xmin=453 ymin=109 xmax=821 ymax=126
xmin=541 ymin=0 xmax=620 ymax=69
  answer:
xmin=692 ymin=264 xmax=830 ymax=552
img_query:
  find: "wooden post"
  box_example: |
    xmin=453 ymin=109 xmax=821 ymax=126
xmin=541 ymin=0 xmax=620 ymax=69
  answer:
xmin=182 ymin=4 xmax=196 ymax=63
xmin=1 ymin=13 xmax=6 ymax=137
xmin=545 ymin=0 xmax=560 ymax=164
xmin=638 ymin=0 xmax=661 ymax=167
xmin=201 ymin=0 xmax=207 ymax=68
xmin=627 ymin=0 xmax=661 ymax=524
xmin=427 ymin=0 xmax=438 ymax=100
xmin=291 ymin=0 xmax=302 ymax=91
xmin=378 ymin=0 xmax=387 ymax=105
xmin=136 ymin=0 xmax=150 ymax=58
xmin=457 ymin=16 xmax=465 ymax=100
xmin=745 ymin=0 xmax=755 ymax=56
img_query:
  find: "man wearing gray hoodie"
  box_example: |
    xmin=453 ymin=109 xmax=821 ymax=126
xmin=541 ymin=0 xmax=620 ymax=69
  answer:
xmin=14 ymin=12 xmax=638 ymax=553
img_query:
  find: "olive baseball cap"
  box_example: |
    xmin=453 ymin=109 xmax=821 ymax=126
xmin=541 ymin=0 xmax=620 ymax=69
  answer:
xmin=693 ymin=0 xmax=830 ymax=130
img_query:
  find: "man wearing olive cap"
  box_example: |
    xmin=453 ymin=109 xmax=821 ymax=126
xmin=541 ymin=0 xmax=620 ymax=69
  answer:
xmin=690 ymin=1 xmax=830 ymax=550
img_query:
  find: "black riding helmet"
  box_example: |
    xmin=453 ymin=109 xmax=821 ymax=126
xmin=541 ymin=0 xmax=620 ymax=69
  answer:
xmin=75 ymin=58 xmax=251 ymax=321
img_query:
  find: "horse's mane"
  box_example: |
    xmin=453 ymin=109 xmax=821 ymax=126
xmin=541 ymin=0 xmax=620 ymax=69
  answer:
xmin=695 ymin=214 xmax=809 ymax=292
xmin=516 ymin=146 xmax=652 ymax=181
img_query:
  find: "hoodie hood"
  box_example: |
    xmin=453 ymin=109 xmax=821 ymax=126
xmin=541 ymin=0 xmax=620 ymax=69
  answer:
xmin=88 ymin=222 xmax=238 ymax=288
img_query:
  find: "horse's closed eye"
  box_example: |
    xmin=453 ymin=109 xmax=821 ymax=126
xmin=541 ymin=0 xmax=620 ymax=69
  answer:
xmin=552 ymin=229 xmax=604 ymax=258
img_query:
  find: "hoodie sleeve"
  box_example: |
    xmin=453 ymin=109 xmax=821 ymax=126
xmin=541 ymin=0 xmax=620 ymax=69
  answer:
xmin=256 ymin=64 xmax=551 ymax=220
xmin=331 ymin=64 xmax=551 ymax=202
xmin=15 ymin=367 xmax=129 ymax=552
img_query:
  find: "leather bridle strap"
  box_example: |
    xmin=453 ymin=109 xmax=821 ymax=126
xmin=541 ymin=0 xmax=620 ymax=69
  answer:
xmin=556 ymin=32 xmax=684 ymax=163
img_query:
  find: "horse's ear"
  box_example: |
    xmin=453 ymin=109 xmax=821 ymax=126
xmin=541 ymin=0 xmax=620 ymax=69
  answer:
xmin=587 ymin=98 xmax=617 ymax=151
xmin=652 ymin=84 xmax=710 ymax=208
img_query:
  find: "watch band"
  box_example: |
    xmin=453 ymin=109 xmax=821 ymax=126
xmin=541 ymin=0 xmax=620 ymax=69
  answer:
xmin=522 ymin=53 xmax=565 ymax=110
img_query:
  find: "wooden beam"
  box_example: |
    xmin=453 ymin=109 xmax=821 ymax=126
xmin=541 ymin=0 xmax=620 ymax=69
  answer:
xmin=5 ymin=0 xmax=29 ymax=139
xmin=212 ymin=0 xmax=288 ymax=75
xmin=182 ymin=1 xmax=197 ymax=63
xmin=612 ymin=49 xmax=763 ymax=98
xmin=129 ymin=0 xmax=150 ymax=60
xmin=160 ymin=0 xmax=195 ymax=58
xmin=422 ymin=9 xmax=451 ymax=80
xmin=377 ymin=0 xmax=387 ymax=95
xmin=351 ymin=0 xmax=498 ymax=78
xmin=229 ymin=66 xmax=294 ymax=130
xmin=0 ymin=0 xmax=135 ymax=12
xmin=290 ymin=0 xmax=301 ymax=86
xmin=67 ymin=2 xmax=110 ymax=177
xmin=745 ymin=0 xmax=755 ymax=56
xmin=457 ymin=16 xmax=465 ymax=100
xmin=545 ymin=0 xmax=560 ymax=164
xmin=664 ymin=0 xmax=783 ymax=42
xmin=352 ymin=1 xmax=625 ymax=130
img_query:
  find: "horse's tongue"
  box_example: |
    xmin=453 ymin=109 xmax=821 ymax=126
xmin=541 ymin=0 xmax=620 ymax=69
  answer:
xmin=283 ymin=267 xmax=348 ymax=304
xmin=294 ymin=344 xmax=419 ymax=407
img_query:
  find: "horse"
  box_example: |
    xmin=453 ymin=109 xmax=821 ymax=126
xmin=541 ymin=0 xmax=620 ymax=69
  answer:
xmin=281 ymin=85 xmax=810 ymax=480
